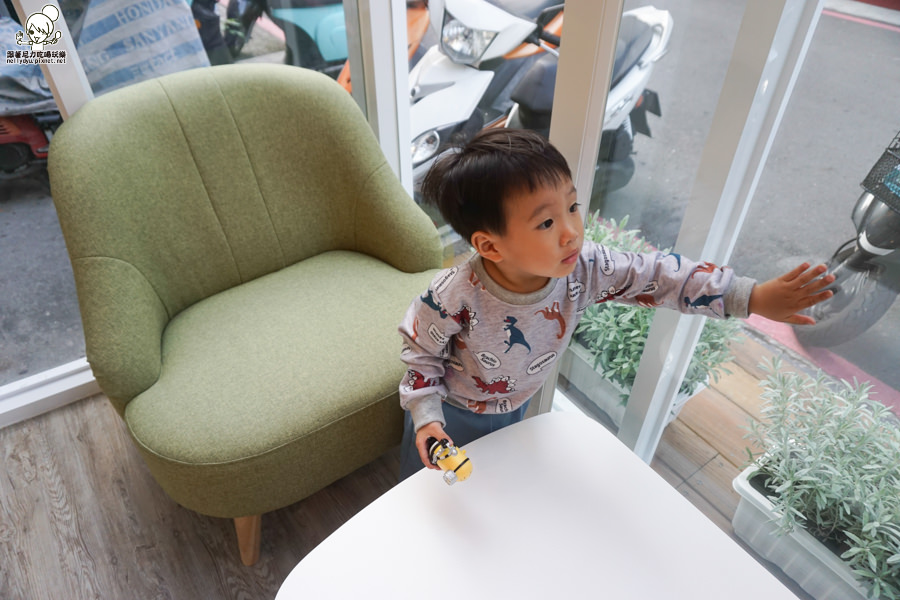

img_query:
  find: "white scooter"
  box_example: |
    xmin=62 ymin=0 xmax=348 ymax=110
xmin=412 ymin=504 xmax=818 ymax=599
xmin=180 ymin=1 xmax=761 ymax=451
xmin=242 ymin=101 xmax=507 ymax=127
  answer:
xmin=409 ymin=0 xmax=673 ymax=193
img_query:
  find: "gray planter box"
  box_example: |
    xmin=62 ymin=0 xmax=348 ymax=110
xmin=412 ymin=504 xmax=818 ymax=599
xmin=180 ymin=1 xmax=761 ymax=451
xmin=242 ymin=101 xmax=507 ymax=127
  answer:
xmin=560 ymin=343 xmax=697 ymax=428
xmin=732 ymin=466 xmax=870 ymax=600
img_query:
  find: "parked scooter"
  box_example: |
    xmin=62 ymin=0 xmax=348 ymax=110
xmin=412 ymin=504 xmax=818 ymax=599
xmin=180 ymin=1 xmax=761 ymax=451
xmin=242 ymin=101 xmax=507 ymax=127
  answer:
xmin=225 ymin=0 xmax=347 ymax=75
xmin=408 ymin=1 xmax=672 ymax=192
xmin=0 ymin=111 xmax=60 ymax=180
xmin=794 ymin=132 xmax=900 ymax=346
xmin=224 ymin=0 xmax=430 ymax=83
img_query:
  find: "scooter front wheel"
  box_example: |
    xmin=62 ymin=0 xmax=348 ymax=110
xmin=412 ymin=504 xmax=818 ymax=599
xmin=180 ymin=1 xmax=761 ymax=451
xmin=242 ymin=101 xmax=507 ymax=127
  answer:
xmin=793 ymin=247 xmax=897 ymax=347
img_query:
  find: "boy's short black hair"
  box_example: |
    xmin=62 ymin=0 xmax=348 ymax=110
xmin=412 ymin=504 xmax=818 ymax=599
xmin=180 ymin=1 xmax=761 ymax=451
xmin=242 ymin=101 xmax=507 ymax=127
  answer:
xmin=420 ymin=129 xmax=572 ymax=244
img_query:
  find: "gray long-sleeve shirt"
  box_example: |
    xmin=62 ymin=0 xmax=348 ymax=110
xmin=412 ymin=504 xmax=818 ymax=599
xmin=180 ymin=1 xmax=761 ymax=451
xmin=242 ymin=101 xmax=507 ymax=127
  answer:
xmin=398 ymin=242 xmax=755 ymax=431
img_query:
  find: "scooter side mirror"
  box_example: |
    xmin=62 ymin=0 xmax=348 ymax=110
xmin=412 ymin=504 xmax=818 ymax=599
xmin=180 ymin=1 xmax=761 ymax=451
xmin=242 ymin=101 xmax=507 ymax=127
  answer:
xmin=536 ymin=4 xmax=564 ymax=30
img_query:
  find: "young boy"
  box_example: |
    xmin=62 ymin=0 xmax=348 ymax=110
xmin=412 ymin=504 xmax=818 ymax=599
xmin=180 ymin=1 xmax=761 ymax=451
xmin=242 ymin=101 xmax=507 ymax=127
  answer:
xmin=398 ymin=129 xmax=833 ymax=479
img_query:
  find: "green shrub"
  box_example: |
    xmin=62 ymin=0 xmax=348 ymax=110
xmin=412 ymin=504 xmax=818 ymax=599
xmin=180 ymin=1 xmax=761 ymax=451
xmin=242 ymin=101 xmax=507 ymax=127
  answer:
xmin=745 ymin=358 xmax=900 ymax=599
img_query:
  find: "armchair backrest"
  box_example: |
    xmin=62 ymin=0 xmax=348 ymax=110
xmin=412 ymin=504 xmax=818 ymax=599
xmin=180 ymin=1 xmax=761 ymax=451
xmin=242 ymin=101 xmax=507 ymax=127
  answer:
xmin=49 ymin=64 xmax=440 ymax=406
xmin=51 ymin=64 xmax=429 ymax=317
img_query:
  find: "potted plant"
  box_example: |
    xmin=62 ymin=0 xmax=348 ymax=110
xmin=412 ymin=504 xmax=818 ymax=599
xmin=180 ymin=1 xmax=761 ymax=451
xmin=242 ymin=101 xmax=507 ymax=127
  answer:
xmin=562 ymin=214 xmax=740 ymax=426
xmin=733 ymin=357 xmax=900 ymax=600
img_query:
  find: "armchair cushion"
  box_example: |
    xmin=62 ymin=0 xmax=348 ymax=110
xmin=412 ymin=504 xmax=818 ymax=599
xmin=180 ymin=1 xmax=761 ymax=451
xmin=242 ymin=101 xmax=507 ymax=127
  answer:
xmin=127 ymin=251 xmax=430 ymax=516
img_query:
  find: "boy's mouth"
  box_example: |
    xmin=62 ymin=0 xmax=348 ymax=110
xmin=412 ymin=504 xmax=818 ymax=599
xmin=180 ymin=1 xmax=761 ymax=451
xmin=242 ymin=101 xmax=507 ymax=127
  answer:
xmin=562 ymin=249 xmax=579 ymax=265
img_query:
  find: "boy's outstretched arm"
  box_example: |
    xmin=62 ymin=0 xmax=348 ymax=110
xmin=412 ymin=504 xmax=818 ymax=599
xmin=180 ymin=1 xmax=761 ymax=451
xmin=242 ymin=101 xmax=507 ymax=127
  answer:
xmin=748 ymin=263 xmax=835 ymax=325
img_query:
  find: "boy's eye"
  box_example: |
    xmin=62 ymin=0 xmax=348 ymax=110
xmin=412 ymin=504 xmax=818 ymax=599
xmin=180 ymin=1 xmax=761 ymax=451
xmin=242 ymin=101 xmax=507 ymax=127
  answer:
xmin=538 ymin=219 xmax=553 ymax=230
xmin=569 ymin=202 xmax=581 ymax=213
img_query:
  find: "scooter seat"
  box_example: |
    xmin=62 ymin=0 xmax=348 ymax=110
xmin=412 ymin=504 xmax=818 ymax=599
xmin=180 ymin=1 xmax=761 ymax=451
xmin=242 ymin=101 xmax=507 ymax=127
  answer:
xmin=510 ymin=53 xmax=557 ymax=116
xmin=510 ymin=13 xmax=654 ymax=119
xmin=612 ymin=14 xmax=653 ymax=89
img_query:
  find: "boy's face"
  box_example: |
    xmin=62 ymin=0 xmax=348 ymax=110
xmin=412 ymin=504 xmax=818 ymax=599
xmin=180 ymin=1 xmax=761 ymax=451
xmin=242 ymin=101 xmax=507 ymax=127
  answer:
xmin=473 ymin=178 xmax=583 ymax=294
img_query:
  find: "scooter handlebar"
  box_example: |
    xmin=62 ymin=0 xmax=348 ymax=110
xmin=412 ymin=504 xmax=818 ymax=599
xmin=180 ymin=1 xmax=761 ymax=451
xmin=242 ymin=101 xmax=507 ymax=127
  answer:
xmin=524 ymin=25 xmax=561 ymax=49
xmin=540 ymin=30 xmax=561 ymax=47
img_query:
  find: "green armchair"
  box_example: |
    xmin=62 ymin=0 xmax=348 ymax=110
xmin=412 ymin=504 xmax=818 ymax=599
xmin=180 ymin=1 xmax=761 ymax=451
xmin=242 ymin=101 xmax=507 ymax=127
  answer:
xmin=48 ymin=64 xmax=441 ymax=565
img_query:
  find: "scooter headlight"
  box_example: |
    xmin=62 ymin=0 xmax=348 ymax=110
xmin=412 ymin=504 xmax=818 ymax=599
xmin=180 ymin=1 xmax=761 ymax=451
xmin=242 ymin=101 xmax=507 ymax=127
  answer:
xmin=441 ymin=10 xmax=497 ymax=65
xmin=411 ymin=129 xmax=441 ymax=165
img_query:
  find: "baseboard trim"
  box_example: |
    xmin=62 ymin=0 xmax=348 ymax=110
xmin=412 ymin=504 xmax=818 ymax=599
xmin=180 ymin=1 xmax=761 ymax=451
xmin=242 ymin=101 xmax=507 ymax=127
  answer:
xmin=0 ymin=359 xmax=100 ymax=429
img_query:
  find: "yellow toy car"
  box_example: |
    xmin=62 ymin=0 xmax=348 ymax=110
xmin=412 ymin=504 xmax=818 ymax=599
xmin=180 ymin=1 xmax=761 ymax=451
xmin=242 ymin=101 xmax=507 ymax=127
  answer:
xmin=426 ymin=437 xmax=472 ymax=485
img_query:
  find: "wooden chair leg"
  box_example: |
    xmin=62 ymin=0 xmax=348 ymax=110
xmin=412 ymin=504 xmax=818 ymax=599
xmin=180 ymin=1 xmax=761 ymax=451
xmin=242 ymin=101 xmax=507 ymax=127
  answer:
xmin=234 ymin=515 xmax=262 ymax=566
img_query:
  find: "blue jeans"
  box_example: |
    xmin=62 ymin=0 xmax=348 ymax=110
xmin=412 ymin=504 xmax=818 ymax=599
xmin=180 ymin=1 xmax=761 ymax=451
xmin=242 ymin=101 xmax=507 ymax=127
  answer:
xmin=398 ymin=400 xmax=530 ymax=481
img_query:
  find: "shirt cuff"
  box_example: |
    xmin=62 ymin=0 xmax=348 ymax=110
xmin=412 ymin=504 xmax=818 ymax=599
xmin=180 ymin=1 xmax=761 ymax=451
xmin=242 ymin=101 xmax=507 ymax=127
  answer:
xmin=724 ymin=275 xmax=755 ymax=319
xmin=407 ymin=394 xmax=446 ymax=432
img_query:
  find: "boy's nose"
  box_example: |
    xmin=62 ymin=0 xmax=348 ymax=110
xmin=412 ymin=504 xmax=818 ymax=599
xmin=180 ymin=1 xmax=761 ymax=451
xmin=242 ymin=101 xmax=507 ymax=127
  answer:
xmin=561 ymin=222 xmax=580 ymax=244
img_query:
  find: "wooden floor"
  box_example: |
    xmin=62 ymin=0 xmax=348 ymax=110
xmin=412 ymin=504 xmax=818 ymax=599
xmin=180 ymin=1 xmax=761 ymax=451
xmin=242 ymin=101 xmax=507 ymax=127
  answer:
xmin=0 ymin=396 xmax=402 ymax=600
xmin=0 ymin=324 xmax=819 ymax=599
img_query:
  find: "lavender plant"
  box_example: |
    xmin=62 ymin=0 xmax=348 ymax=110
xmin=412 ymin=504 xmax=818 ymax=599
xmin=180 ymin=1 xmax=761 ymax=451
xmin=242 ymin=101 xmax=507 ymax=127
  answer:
xmin=745 ymin=358 xmax=900 ymax=599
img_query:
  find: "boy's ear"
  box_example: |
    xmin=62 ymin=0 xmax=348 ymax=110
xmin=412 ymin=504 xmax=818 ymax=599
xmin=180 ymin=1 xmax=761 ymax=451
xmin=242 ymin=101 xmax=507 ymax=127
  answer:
xmin=470 ymin=230 xmax=503 ymax=263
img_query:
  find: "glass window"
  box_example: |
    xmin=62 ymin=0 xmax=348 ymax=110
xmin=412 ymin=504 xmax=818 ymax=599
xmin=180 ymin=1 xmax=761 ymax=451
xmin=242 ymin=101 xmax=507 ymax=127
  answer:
xmin=552 ymin=2 xmax=900 ymax=594
xmin=407 ymin=0 xmax=562 ymax=266
xmin=644 ymin=2 xmax=897 ymax=596
xmin=0 ymin=170 xmax=82 ymax=385
xmin=558 ymin=0 xmax=746 ymax=430
xmin=652 ymin=0 xmax=900 ymax=517
xmin=2 ymin=2 xmax=80 ymax=385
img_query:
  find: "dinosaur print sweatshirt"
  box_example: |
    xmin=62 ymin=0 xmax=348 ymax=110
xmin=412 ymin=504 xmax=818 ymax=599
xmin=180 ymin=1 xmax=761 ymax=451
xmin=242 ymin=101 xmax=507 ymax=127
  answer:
xmin=398 ymin=242 xmax=755 ymax=432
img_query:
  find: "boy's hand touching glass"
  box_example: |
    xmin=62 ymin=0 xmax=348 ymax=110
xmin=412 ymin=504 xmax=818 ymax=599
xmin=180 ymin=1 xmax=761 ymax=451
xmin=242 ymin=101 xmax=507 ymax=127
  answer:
xmin=748 ymin=262 xmax=835 ymax=325
xmin=415 ymin=421 xmax=452 ymax=470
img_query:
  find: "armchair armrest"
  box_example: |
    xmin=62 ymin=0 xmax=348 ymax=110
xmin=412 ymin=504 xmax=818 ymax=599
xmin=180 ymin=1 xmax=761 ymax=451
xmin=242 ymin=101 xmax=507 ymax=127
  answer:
xmin=354 ymin=162 xmax=442 ymax=273
xmin=73 ymin=257 xmax=169 ymax=414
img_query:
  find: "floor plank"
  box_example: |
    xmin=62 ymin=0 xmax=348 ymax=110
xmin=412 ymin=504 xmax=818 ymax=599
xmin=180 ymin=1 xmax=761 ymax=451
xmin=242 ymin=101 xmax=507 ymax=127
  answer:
xmin=684 ymin=453 xmax=742 ymax=518
xmin=727 ymin=334 xmax=778 ymax=379
xmin=649 ymin=455 xmax=685 ymax=489
xmin=675 ymin=479 xmax=733 ymax=533
xmin=654 ymin=417 xmax=718 ymax=480
xmin=709 ymin=363 xmax=768 ymax=422
xmin=675 ymin=386 xmax=761 ymax=469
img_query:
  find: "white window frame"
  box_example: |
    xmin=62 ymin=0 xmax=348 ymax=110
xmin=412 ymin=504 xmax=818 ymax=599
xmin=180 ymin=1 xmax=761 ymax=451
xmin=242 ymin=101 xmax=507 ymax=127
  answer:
xmin=345 ymin=0 xmax=413 ymax=193
xmin=532 ymin=0 xmax=624 ymax=415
